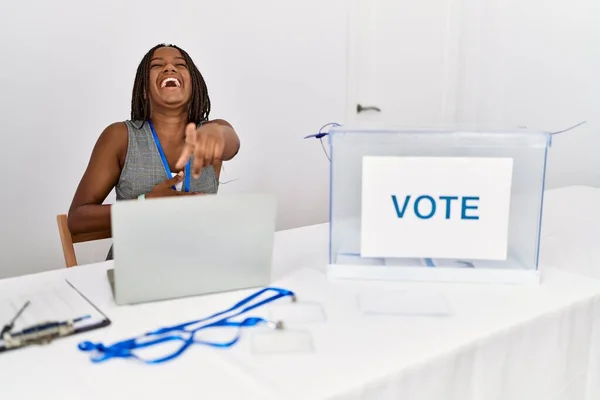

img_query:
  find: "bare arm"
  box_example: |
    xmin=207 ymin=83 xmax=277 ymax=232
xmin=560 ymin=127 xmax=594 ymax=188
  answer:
xmin=177 ymin=119 xmax=240 ymax=177
xmin=210 ymin=119 xmax=240 ymax=161
xmin=67 ymin=122 xmax=127 ymax=235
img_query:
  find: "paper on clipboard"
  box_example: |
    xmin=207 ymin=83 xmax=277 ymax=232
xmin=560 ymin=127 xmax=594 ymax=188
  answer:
xmin=0 ymin=279 xmax=109 ymax=349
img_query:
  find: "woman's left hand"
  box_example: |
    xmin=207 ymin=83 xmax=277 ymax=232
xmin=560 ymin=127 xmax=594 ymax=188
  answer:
xmin=176 ymin=122 xmax=225 ymax=178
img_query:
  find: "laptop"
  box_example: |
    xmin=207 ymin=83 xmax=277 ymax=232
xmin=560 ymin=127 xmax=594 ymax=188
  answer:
xmin=108 ymin=193 xmax=277 ymax=305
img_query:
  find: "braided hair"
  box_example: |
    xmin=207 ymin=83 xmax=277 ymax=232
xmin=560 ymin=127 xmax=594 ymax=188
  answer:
xmin=131 ymin=43 xmax=211 ymax=125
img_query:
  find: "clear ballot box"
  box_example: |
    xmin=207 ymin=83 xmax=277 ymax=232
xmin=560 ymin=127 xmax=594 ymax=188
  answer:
xmin=327 ymin=127 xmax=553 ymax=284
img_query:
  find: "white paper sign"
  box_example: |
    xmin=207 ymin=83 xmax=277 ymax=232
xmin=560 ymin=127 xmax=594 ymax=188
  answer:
xmin=360 ymin=156 xmax=513 ymax=260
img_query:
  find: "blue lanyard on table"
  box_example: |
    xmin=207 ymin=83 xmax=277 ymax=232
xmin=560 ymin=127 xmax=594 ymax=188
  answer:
xmin=78 ymin=287 xmax=296 ymax=364
xmin=148 ymin=120 xmax=191 ymax=192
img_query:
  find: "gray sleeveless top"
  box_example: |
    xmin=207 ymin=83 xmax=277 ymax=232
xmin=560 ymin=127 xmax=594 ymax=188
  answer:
xmin=106 ymin=120 xmax=219 ymax=260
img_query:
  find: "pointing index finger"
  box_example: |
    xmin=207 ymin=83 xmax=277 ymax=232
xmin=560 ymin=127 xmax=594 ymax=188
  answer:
xmin=175 ymin=123 xmax=198 ymax=170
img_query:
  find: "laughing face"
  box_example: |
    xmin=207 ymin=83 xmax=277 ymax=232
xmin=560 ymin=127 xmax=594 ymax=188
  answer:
xmin=148 ymin=46 xmax=192 ymax=109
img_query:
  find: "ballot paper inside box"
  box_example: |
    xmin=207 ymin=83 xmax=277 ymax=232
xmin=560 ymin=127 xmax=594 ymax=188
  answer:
xmin=327 ymin=127 xmax=552 ymax=285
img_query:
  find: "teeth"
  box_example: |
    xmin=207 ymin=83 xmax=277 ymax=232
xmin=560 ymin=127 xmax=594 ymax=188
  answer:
xmin=160 ymin=77 xmax=180 ymax=88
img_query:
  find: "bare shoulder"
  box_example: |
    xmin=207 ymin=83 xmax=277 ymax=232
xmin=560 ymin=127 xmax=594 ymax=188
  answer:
xmin=99 ymin=121 xmax=128 ymax=143
xmin=92 ymin=122 xmax=129 ymax=165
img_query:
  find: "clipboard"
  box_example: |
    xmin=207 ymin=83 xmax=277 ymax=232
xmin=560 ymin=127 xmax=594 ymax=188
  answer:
xmin=0 ymin=279 xmax=111 ymax=353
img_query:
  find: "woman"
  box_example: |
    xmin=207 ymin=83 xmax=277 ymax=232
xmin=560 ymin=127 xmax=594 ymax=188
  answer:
xmin=67 ymin=43 xmax=240 ymax=258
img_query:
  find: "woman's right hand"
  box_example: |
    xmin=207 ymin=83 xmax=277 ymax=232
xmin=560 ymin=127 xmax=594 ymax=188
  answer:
xmin=145 ymin=172 xmax=199 ymax=198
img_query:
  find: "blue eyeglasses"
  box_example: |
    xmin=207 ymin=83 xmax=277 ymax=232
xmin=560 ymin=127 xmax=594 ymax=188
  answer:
xmin=78 ymin=287 xmax=296 ymax=364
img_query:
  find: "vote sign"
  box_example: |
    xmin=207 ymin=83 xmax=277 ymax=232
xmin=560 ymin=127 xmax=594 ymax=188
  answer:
xmin=360 ymin=156 xmax=513 ymax=261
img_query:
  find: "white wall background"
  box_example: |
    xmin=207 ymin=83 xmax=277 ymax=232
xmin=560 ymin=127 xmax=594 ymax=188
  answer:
xmin=347 ymin=0 xmax=599 ymax=189
xmin=0 ymin=0 xmax=598 ymax=279
xmin=455 ymin=0 xmax=600 ymax=189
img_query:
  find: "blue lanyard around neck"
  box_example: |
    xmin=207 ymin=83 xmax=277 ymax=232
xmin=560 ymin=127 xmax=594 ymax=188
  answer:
xmin=148 ymin=120 xmax=191 ymax=192
xmin=78 ymin=287 xmax=296 ymax=364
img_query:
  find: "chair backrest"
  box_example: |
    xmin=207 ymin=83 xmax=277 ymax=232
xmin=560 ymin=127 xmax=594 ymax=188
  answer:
xmin=56 ymin=214 xmax=112 ymax=268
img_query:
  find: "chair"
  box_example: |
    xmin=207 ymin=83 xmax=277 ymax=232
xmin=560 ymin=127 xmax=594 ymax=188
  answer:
xmin=56 ymin=214 xmax=112 ymax=268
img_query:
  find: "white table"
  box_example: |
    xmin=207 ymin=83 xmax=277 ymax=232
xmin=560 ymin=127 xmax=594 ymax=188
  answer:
xmin=2 ymin=186 xmax=600 ymax=400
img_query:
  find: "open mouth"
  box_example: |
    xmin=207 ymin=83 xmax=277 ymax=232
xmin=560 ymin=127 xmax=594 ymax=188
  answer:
xmin=160 ymin=77 xmax=181 ymax=89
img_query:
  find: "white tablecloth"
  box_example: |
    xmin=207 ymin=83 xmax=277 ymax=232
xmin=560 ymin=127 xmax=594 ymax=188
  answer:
xmin=1 ymin=186 xmax=600 ymax=400
xmin=540 ymin=185 xmax=600 ymax=280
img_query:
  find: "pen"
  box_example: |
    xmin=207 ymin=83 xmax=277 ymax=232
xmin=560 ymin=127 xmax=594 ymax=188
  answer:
xmin=18 ymin=315 xmax=91 ymax=335
xmin=3 ymin=315 xmax=91 ymax=348
xmin=0 ymin=301 xmax=31 ymax=338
